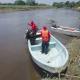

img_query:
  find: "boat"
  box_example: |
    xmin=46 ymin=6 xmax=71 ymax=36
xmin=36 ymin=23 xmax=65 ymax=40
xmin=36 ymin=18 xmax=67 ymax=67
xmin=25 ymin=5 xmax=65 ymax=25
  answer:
xmin=26 ymin=31 xmax=69 ymax=73
xmin=51 ymin=26 xmax=80 ymax=37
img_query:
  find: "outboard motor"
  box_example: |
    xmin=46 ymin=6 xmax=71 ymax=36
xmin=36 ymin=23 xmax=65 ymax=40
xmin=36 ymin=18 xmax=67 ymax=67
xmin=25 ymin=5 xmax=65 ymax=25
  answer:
xmin=25 ymin=29 xmax=32 ymax=40
xmin=25 ymin=29 xmax=36 ymax=45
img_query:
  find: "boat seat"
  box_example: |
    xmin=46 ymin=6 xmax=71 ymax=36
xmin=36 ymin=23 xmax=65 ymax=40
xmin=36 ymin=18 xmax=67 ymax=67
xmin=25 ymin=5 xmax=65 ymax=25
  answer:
xmin=31 ymin=44 xmax=41 ymax=51
xmin=49 ymin=42 xmax=56 ymax=48
xmin=31 ymin=41 xmax=56 ymax=51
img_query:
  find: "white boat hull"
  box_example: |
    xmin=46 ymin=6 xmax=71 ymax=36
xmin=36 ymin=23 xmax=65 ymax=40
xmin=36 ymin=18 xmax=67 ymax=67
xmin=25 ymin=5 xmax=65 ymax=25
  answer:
xmin=51 ymin=26 xmax=80 ymax=37
xmin=27 ymin=34 xmax=69 ymax=73
xmin=32 ymin=55 xmax=68 ymax=73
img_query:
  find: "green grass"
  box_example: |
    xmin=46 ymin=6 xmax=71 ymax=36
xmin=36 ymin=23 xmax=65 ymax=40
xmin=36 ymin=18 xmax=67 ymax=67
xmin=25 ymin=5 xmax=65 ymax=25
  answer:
xmin=0 ymin=5 xmax=52 ymax=11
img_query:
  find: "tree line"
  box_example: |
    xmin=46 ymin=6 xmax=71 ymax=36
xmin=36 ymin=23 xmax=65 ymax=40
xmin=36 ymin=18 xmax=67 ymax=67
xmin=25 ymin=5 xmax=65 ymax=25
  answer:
xmin=53 ymin=1 xmax=80 ymax=8
xmin=0 ymin=0 xmax=80 ymax=8
xmin=0 ymin=0 xmax=37 ymax=5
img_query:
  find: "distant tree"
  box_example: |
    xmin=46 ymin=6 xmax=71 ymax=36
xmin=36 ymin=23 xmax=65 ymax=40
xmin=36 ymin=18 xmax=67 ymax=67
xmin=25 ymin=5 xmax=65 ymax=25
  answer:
xmin=52 ymin=0 xmax=80 ymax=8
xmin=65 ymin=1 xmax=70 ymax=7
xmin=70 ymin=1 xmax=75 ymax=8
xmin=76 ymin=0 xmax=80 ymax=7
xmin=26 ymin=0 xmax=36 ymax=5
xmin=14 ymin=0 xmax=25 ymax=5
xmin=53 ymin=2 xmax=59 ymax=7
xmin=58 ymin=2 xmax=64 ymax=8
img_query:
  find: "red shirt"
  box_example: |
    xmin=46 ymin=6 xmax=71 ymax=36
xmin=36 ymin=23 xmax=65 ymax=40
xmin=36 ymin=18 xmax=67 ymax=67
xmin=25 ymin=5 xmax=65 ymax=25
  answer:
xmin=28 ymin=21 xmax=37 ymax=31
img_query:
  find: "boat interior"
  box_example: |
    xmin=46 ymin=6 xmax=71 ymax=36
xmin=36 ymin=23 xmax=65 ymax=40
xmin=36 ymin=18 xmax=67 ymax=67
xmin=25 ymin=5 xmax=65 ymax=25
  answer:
xmin=31 ymin=37 xmax=56 ymax=51
xmin=29 ymin=36 xmax=67 ymax=67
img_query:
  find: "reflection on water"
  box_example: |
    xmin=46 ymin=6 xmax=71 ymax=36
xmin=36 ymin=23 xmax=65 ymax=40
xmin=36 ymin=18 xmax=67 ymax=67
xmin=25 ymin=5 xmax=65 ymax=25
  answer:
xmin=0 ymin=9 xmax=80 ymax=80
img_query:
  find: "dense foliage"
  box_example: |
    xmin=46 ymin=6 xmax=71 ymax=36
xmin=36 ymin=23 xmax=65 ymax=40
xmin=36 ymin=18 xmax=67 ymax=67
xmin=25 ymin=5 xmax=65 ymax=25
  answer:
xmin=14 ymin=0 xmax=25 ymax=5
xmin=0 ymin=0 xmax=80 ymax=8
xmin=53 ymin=1 xmax=80 ymax=8
xmin=0 ymin=0 xmax=37 ymax=5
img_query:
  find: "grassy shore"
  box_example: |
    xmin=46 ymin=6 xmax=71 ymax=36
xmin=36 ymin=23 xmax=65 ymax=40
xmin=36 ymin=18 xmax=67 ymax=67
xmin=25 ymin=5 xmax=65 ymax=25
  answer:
xmin=0 ymin=5 xmax=80 ymax=12
xmin=76 ymin=7 xmax=80 ymax=11
xmin=67 ymin=38 xmax=80 ymax=76
xmin=0 ymin=5 xmax=52 ymax=12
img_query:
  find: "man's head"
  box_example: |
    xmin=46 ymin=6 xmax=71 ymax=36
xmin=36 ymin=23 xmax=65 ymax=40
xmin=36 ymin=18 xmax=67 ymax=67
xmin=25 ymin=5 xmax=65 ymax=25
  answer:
xmin=31 ymin=21 xmax=34 ymax=24
xmin=43 ymin=26 xmax=47 ymax=30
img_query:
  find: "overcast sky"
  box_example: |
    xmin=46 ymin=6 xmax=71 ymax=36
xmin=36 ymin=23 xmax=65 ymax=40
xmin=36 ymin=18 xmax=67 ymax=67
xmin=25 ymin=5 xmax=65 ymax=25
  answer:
xmin=0 ymin=0 xmax=79 ymax=4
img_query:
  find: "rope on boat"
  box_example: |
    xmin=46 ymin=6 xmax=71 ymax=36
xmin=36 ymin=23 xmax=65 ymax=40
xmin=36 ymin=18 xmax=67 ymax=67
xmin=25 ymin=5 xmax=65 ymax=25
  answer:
xmin=58 ymin=73 xmax=80 ymax=80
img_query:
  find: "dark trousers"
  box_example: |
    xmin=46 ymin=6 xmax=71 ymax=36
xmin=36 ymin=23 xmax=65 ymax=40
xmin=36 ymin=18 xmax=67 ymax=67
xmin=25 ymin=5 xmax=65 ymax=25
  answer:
xmin=42 ymin=41 xmax=49 ymax=54
xmin=30 ymin=30 xmax=36 ymax=45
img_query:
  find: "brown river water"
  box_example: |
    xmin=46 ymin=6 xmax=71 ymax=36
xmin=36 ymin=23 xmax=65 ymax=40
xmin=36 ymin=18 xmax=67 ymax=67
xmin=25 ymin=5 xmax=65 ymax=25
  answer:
xmin=0 ymin=9 xmax=80 ymax=80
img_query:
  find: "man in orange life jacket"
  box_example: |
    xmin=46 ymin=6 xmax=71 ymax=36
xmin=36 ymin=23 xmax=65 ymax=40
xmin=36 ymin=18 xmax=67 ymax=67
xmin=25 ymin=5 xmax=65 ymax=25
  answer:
xmin=40 ymin=26 xmax=50 ymax=54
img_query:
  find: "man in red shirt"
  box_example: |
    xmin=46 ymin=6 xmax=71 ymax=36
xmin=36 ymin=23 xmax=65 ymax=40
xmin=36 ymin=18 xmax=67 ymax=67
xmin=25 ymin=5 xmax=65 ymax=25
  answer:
xmin=28 ymin=20 xmax=38 ymax=45
xmin=40 ymin=26 xmax=50 ymax=54
xmin=28 ymin=20 xmax=37 ymax=33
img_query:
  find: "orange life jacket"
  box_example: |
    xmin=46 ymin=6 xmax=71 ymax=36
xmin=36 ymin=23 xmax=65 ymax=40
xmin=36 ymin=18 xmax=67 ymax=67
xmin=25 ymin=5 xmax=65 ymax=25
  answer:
xmin=41 ymin=29 xmax=49 ymax=42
